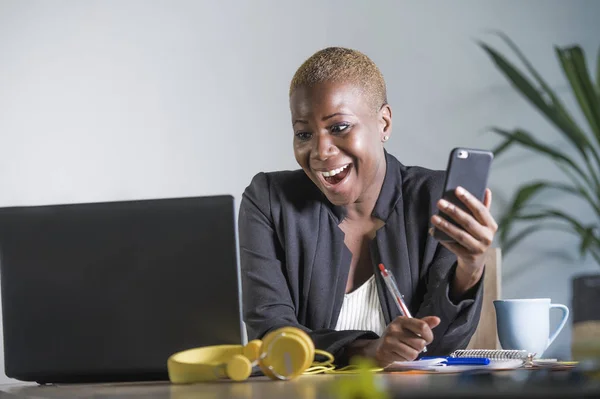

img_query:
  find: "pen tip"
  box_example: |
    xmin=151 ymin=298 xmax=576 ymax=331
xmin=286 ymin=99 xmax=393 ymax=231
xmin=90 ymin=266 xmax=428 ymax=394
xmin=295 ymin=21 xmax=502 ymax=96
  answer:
xmin=378 ymin=263 xmax=385 ymax=272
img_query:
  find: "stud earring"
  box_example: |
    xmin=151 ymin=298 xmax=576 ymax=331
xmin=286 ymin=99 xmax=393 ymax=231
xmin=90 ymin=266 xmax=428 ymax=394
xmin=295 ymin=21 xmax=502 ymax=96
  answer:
xmin=382 ymin=135 xmax=389 ymax=142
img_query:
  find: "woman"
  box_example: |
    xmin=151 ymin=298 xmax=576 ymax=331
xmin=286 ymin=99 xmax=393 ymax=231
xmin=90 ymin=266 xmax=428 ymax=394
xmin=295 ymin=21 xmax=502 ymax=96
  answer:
xmin=239 ymin=47 xmax=497 ymax=367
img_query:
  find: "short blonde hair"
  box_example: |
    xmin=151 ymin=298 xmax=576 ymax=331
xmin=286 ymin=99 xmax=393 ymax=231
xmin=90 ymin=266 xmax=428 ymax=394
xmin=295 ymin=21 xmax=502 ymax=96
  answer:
xmin=289 ymin=47 xmax=387 ymax=111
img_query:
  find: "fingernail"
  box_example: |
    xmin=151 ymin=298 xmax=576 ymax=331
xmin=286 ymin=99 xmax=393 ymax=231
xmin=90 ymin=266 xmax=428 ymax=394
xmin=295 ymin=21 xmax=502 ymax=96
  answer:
xmin=432 ymin=215 xmax=441 ymax=224
xmin=456 ymin=186 xmax=465 ymax=196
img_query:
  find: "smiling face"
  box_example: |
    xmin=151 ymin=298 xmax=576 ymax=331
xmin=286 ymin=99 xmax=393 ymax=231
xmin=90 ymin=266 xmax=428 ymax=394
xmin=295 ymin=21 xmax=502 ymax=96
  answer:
xmin=290 ymin=81 xmax=392 ymax=207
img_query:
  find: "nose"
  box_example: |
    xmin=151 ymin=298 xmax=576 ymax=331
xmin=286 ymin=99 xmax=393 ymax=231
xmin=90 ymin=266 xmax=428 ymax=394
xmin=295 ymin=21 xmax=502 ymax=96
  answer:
xmin=312 ymin=133 xmax=338 ymax=161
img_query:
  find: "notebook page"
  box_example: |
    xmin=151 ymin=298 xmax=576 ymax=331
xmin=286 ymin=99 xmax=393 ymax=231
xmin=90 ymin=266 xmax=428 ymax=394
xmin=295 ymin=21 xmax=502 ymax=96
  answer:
xmin=385 ymin=358 xmax=524 ymax=372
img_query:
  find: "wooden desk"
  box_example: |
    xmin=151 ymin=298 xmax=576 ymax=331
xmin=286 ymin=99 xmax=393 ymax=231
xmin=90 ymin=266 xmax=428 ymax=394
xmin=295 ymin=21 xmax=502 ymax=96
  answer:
xmin=0 ymin=370 xmax=599 ymax=399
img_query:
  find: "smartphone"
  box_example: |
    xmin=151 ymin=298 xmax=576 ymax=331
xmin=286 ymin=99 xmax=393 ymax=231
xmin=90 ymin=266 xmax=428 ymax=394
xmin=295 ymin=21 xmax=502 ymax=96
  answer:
xmin=432 ymin=147 xmax=494 ymax=242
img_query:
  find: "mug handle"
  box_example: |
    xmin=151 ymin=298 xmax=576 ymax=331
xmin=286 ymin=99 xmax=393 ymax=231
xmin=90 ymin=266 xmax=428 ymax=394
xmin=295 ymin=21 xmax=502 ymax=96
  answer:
xmin=548 ymin=304 xmax=569 ymax=348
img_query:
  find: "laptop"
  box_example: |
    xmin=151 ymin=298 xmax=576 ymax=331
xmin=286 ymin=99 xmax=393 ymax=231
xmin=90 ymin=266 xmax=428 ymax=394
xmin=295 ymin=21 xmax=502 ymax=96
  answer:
xmin=0 ymin=195 xmax=244 ymax=384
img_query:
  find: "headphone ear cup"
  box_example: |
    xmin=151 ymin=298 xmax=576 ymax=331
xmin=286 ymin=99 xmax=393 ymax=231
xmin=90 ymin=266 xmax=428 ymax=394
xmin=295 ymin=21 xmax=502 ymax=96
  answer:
xmin=226 ymin=354 xmax=252 ymax=381
xmin=258 ymin=327 xmax=315 ymax=380
xmin=257 ymin=332 xmax=278 ymax=379
xmin=271 ymin=327 xmax=314 ymax=371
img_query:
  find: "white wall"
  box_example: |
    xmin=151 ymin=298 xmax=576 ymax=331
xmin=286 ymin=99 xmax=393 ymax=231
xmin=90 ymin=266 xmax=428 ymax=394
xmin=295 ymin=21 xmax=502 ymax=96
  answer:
xmin=1 ymin=0 xmax=599 ymax=383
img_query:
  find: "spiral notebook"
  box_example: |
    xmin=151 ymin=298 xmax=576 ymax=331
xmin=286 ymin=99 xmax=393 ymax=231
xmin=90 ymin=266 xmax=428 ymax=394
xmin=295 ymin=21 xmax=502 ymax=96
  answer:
xmin=451 ymin=349 xmax=533 ymax=361
xmin=385 ymin=350 xmax=531 ymax=372
xmin=452 ymin=350 xmax=572 ymax=368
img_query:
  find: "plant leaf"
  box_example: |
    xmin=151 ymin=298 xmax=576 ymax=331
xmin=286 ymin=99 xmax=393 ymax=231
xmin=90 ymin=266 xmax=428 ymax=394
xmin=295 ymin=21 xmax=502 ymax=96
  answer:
xmin=497 ymin=181 xmax=548 ymax=244
xmin=516 ymin=209 xmax=596 ymax=247
xmin=480 ymin=41 xmax=593 ymax=160
xmin=490 ymin=135 xmax=515 ymax=158
xmin=596 ymin=45 xmax=600 ymax=98
xmin=505 ymin=208 xmax=600 ymax=248
xmin=590 ymin=249 xmax=600 ymax=266
xmin=495 ymin=178 xmax=600 ymax=245
xmin=556 ymin=162 xmax=596 ymax=204
xmin=490 ymin=127 xmax=591 ymax=186
xmin=493 ymin=31 xmax=591 ymax=150
xmin=502 ymin=223 xmax=572 ymax=253
xmin=579 ymin=225 xmax=598 ymax=257
xmin=556 ymin=46 xmax=600 ymax=144
xmin=532 ymin=179 xmax=600 ymax=217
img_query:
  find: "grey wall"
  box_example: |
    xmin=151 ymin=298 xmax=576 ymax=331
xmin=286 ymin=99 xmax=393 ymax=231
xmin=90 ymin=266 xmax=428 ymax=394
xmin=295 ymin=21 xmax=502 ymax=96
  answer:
xmin=1 ymin=0 xmax=599 ymax=383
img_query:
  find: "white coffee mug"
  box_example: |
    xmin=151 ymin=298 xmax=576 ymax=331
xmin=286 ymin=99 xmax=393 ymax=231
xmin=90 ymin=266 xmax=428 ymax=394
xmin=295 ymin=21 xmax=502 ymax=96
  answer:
xmin=493 ymin=298 xmax=569 ymax=358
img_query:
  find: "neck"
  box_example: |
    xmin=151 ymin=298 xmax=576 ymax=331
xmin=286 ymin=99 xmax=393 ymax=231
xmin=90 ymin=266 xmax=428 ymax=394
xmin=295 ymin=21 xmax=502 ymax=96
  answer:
xmin=344 ymin=155 xmax=387 ymax=221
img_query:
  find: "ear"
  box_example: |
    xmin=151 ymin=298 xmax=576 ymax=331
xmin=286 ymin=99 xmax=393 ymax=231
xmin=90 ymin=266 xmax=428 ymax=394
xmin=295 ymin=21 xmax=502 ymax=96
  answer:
xmin=378 ymin=104 xmax=392 ymax=143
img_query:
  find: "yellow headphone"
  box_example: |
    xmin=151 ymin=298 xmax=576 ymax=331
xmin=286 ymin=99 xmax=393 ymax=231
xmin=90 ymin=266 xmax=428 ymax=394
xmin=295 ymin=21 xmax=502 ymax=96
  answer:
xmin=167 ymin=326 xmax=334 ymax=383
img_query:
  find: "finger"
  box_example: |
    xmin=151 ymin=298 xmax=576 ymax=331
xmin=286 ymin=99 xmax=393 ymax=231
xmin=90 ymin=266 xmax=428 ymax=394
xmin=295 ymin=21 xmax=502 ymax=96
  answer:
xmin=483 ymin=188 xmax=492 ymax=209
xmin=455 ymin=186 xmax=497 ymax=229
xmin=392 ymin=317 xmax=435 ymax=344
xmin=378 ymin=336 xmax=417 ymax=364
xmin=399 ymin=336 xmax=428 ymax=353
xmin=384 ymin=320 xmax=428 ymax=352
xmin=421 ymin=316 xmax=441 ymax=329
xmin=431 ymin=214 xmax=485 ymax=253
xmin=405 ymin=323 xmax=434 ymax=345
xmin=379 ymin=338 xmax=420 ymax=362
xmin=394 ymin=341 xmax=421 ymax=361
xmin=436 ymin=200 xmax=492 ymax=245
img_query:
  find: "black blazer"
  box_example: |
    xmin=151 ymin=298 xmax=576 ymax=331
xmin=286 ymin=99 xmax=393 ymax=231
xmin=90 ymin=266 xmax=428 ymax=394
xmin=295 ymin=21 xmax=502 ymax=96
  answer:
xmin=238 ymin=151 xmax=483 ymax=364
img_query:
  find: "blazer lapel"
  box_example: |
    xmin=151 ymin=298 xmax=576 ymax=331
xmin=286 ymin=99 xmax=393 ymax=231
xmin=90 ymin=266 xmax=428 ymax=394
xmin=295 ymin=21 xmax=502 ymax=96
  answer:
xmin=371 ymin=151 xmax=414 ymax=324
xmin=306 ymin=203 xmax=351 ymax=330
xmin=373 ymin=201 xmax=413 ymax=324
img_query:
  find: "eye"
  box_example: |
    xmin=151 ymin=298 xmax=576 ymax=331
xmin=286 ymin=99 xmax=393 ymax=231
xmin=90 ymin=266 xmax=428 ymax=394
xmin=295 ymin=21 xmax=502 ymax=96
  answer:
xmin=295 ymin=132 xmax=312 ymax=141
xmin=330 ymin=123 xmax=351 ymax=134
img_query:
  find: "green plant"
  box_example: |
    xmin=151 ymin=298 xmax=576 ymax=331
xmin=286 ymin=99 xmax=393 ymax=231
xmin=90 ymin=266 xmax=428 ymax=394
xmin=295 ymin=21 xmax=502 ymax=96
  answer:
xmin=479 ymin=32 xmax=600 ymax=264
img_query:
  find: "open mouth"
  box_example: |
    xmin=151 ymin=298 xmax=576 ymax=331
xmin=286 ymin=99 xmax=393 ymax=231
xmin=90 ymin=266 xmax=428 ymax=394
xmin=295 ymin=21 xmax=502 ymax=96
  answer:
xmin=319 ymin=163 xmax=352 ymax=186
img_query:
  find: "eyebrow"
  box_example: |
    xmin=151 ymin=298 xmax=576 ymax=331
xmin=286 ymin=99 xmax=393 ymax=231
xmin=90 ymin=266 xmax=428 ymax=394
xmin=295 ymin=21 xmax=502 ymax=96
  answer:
xmin=323 ymin=112 xmax=352 ymax=121
xmin=293 ymin=113 xmax=353 ymax=126
xmin=293 ymin=119 xmax=308 ymax=126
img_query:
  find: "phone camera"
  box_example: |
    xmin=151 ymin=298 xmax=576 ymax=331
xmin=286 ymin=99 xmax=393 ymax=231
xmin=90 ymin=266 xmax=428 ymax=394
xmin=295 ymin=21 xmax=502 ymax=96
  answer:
xmin=457 ymin=150 xmax=469 ymax=159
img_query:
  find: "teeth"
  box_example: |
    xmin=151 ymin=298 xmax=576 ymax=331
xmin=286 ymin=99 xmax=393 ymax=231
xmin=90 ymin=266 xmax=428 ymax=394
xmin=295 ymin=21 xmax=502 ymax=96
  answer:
xmin=321 ymin=164 xmax=349 ymax=178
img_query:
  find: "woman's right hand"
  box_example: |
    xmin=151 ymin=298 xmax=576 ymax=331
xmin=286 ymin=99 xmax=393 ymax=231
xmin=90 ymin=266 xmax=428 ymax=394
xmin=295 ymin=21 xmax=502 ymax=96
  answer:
xmin=367 ymin=316 xmax=441 ymax=367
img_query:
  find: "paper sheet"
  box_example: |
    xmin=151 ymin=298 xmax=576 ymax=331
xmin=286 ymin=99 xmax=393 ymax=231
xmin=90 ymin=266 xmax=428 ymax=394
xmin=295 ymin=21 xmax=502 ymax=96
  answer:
xmin=385 ymin=358 xmax=524 ymax=373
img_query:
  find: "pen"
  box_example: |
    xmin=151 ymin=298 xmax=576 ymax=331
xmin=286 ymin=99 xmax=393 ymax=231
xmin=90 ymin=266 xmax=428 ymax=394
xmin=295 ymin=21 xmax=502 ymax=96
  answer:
xmin=378 ymin=263 xmax=427 ymax=353
xmin=420 ymin=356 xmax=490 ymax=366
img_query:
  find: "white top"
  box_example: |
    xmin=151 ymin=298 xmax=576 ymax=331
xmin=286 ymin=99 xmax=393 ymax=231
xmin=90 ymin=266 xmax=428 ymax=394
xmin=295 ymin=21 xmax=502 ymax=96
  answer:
xmin=334 ymin=275 xmax=387 ymax=336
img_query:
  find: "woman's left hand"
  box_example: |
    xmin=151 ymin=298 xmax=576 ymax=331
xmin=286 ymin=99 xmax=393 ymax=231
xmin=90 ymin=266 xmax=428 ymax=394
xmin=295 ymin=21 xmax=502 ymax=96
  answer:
xmin=430 ymin=186 xmax=498 ymax=294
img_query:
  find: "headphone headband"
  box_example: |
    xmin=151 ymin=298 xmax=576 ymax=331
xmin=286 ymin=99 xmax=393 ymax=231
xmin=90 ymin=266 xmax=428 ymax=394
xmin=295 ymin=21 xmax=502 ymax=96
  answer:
xmin=168 ymin=327 xmax=322 ymax=383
